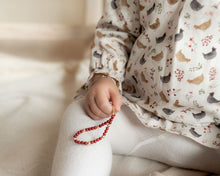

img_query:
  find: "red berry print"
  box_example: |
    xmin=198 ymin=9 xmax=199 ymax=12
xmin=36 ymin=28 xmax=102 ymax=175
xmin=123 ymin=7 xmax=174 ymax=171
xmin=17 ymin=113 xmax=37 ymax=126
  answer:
xmin=174 ymin=69 xmax=184 ymax=82
xmin=201 ymin=35 xmax=213 ymax=46
xmin=209 ymin=67 xmax=216 ymax=81
xmin=167 ymin=88 xmax=180 ymax=96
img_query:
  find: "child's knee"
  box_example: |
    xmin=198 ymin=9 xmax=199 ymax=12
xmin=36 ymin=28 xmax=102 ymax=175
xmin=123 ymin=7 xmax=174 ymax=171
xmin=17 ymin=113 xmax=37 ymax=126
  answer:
xmin=63 ymin=98 xmax=85 ymax=120
xmin=59 ymin=98 xmax=87 ymax=130
xmin=60 ymin=98 xmax=98 ymax=132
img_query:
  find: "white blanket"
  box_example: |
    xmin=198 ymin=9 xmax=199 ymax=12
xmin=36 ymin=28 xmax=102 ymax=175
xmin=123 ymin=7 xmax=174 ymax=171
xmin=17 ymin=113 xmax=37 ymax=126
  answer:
xmin=0 ymin=44 xmax=211 ymax=176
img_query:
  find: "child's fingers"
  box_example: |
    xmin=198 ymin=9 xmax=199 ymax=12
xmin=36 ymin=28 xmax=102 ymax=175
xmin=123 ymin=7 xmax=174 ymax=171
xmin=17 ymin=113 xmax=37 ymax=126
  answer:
xmin=95 ymin=92 xmax=113 ymax=116
xmin=85 ymin=92 xmax=104 ymax=120
xmin=84 ymin=101 xmax=100 ymax=120
xmin=89 ymin=96 xmax=110 ymax=118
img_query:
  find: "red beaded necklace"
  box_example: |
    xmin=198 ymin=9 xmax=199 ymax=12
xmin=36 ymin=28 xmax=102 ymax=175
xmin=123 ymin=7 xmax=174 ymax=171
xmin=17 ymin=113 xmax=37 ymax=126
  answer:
xmin=73 ymin=107 xmax=116 ymax=145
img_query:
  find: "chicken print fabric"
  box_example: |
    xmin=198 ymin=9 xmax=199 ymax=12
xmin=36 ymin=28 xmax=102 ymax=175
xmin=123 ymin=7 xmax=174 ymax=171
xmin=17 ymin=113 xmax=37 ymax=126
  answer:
xmin=76 ymin=0 xmax=220 ymax=149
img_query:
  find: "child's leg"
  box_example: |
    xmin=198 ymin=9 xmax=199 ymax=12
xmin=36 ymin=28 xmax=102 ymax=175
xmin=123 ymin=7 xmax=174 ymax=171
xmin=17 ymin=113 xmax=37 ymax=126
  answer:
xmin=50 ymin=97 xmax=161 ymax=176
xmin=125 ymin=130 xmax=220 ymax=174
xmin=107 ymin=105 xmax=220 ymax=174
xmin=50 ymin=98 xmax=112 ymax=176
xmin=51 ymin=98 xmax=220 ymax=175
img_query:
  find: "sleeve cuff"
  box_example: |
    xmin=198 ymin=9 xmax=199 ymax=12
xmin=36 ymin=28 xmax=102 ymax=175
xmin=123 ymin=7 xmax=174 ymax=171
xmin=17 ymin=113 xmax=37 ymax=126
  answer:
xmin=85 ymin=69 xmax=124 ymax=94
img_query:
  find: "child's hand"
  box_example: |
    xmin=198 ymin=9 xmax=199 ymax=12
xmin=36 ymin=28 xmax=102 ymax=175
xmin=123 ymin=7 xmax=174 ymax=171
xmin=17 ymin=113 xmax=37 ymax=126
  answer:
xmin=84 ymin=76 xmax=122 ymax=120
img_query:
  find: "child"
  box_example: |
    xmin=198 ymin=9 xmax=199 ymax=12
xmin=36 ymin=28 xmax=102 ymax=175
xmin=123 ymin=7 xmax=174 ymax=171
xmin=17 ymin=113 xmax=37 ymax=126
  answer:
xmin=51 ymin=0 xmax=220 ymax=175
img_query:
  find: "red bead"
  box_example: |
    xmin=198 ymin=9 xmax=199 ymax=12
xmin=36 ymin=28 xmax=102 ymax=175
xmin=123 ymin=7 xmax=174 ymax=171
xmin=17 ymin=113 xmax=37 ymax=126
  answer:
xmin=99 ymin=124 xmax=104 ymax=128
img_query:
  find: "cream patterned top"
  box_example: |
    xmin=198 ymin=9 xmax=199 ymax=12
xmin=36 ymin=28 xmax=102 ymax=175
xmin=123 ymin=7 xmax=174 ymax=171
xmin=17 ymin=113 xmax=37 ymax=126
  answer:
xmin=76 ymin=0 xmax=220 ymax=149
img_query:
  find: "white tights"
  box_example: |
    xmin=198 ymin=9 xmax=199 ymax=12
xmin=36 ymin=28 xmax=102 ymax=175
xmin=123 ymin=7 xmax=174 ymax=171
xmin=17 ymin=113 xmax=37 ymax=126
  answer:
xmin=51 ymin=98 xmax=220 ymax=176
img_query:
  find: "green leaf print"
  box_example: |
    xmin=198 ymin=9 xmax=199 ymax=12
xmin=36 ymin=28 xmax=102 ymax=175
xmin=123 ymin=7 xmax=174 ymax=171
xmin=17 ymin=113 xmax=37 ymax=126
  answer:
xmin=184 ymin=13 xmax=191 ymax=19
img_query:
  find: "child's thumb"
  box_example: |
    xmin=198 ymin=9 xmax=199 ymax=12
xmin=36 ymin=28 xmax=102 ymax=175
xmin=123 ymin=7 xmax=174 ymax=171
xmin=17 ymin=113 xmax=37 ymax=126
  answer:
xmin=110 ymin=90 xmax=122 ymax=113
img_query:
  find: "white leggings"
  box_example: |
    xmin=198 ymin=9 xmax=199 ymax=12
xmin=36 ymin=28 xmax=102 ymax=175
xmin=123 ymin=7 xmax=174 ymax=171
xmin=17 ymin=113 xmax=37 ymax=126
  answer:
xmin=51 ymin=98 xmax=220 ymax=176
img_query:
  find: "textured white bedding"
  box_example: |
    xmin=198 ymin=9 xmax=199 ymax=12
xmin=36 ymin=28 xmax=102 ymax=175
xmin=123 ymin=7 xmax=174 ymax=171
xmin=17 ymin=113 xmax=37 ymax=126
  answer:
xmin=0 ymin=39 xmax=211 ymax=176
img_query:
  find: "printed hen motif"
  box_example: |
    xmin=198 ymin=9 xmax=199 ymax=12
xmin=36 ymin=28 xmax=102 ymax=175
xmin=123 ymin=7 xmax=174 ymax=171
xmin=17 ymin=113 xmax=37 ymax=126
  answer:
xmin=162 ymin=108 xmax=175 ymax=115
xmin=192 ymin=111 xmax=206 ymax=120
xmin=187 ymin=74 xmax=204 ymax=85
xmin=194 ymin=19 xmax=211 ymax=30
xmin=207 ymin=92 xmax=220 ymax=103
xmin=93 ymin=51 xmax=102 ymax=58
xmin=190 ymin=0 xmax=204 ymax=11
xmin=122 ymin=0 xmax=130 ymax=8
xmin=150 ymin=18 xmax=160 ymax=29
xmin=190 ymin=128 xmax=202 ymax=137
xmin=176 ymin=50 xmax=191 ymax=62
xmin=203 ymin=47 xmax=217 ymax=60
xmin=137 ymin=40 xmax=147 ymax=49
xmin=152 ymin=51 xmax=164 ymax=61
xmin=156 ymin=33 xmax=166 ymax=43
xmin=160 ymin=73 xmax=171 ymax=83
xmin=140 ymin=54 xmax=147 ymax=65
xmin=175 ymin=29 xmax=184 ymax=42
xmin=111 ymin=0 xmax=117 ymax=9
xmin=167 ymin=0 xmax=178 ymax=5
xmin=147 ymin=3 xmax=156 ymax=15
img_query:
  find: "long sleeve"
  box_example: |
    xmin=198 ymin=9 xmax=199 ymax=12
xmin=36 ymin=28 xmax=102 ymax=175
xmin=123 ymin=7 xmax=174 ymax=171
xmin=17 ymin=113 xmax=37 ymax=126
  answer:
xmin=87 ymin=0 xmax=141 ymax=92
xmin=75 ymin=0 xmax=220 ymax=149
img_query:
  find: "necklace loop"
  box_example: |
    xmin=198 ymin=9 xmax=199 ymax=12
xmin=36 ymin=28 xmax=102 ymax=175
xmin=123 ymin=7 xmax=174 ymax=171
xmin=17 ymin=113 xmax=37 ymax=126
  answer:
xmin=73 ymin=106 xmax=116 ymax=145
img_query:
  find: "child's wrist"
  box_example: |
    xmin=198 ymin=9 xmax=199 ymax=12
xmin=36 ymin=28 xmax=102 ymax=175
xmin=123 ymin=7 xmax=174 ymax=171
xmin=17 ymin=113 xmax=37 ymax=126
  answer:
xmin=90 ymin=74 xmax=117 ymax=87
xmin=98 ymin=75 xmax=117 ymax=86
